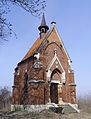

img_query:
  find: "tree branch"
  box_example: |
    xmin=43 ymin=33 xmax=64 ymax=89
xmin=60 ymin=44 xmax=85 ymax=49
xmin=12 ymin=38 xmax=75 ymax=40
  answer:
xmin=0 ymin=0 xmax=46 ymax=41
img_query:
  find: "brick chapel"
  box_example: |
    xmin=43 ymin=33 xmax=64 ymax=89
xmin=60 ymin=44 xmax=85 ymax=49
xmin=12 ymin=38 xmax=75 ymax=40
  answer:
xmin=12 ymin=14 xmax=76 ymax=107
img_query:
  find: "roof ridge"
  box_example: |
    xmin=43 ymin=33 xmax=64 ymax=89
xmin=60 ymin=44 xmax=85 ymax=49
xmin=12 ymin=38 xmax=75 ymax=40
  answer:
xmin=21 ymin=32 xmax=48 ymax=62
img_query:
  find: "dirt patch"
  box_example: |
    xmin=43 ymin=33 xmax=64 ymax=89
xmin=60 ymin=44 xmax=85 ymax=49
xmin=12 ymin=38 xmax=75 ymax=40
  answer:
xmin=0 ymin=109 xmax=91 ymax=119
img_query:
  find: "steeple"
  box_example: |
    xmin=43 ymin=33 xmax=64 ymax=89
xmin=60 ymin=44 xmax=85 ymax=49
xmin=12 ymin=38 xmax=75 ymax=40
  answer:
xmin=38 ymin=13 xmax=49 ymax=37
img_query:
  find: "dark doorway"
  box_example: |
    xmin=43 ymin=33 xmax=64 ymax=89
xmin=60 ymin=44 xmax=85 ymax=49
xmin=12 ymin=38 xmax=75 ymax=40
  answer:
xmin=50 ymin=83 xmax=58 ymax=104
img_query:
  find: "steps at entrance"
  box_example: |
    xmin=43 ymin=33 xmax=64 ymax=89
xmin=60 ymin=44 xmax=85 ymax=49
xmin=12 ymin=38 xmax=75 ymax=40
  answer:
xmin=59 ymin=103 xmax=80 ymax=113
xmin=47 ymin=103 xmax=64 ymax=113
xmin=47 ymin=103 xmax=80 ymax=113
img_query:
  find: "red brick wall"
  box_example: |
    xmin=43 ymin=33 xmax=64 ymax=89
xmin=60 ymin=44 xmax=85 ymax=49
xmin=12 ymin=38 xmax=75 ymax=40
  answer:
xmin=12 ymin=28 xmax=76 ymax=105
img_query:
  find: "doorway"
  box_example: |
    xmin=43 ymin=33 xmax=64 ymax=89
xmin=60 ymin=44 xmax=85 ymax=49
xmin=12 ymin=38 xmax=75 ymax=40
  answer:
xmin=50 ymin=83 xmax=58 ymax=104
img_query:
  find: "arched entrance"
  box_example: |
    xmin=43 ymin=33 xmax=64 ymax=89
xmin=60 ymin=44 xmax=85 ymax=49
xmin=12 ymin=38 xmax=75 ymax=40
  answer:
xmin=50 ymin=69 xmax=61 ymax=104
xmin=50 ymin=83 xmax=58 ymax=103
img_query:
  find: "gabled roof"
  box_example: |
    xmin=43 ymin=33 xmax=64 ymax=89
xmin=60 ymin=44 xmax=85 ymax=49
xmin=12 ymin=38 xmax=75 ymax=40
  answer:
xmin=21 ymin=24 xmax=71 ymax=62
xmin=52 ymin=25 xmax=71 ymax=62
xmin=22 ymin=32 xmax=48 ymax=61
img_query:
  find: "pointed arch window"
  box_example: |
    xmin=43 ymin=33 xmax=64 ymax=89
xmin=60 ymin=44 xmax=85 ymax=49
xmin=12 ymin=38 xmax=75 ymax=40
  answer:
xmin=24 ymin=72 xmax=28 ymax=95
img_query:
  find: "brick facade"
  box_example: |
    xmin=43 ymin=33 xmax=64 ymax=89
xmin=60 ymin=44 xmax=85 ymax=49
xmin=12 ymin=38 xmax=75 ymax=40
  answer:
xmin=12 ymin=18 xmax=76 ymax=106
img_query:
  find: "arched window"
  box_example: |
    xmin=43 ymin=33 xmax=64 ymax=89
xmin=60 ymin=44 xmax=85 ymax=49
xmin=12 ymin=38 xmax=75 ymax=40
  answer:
xmin=24 ymin=72 xmax=28 ymax=95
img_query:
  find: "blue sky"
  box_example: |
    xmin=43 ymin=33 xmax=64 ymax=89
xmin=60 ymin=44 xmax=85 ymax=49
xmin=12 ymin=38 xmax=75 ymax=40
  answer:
xmin=0 ymin=0 xmax=91 ymax=96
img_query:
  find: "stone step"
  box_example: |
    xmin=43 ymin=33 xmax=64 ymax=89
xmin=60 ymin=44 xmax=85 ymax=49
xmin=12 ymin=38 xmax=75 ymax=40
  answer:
xmin=59 ymin=103 xmax=80 ymax=113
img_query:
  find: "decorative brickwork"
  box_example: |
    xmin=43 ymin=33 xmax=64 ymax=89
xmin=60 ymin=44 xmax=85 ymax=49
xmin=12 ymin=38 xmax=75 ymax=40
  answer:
xmin=12 ymin=15 xmax=76 ymax=106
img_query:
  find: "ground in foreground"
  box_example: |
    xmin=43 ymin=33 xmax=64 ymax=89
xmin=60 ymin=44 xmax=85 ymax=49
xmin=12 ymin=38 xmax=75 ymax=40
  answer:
xmin=0 ymin=109 xmax=91 ymax=119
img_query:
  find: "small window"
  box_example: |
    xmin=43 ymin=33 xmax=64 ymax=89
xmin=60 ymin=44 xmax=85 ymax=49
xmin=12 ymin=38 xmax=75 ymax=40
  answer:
xmin=24 ymin=72 xmax=28 ymax=95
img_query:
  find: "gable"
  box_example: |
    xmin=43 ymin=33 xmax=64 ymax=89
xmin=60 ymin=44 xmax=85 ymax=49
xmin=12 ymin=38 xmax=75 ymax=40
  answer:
xmin=37 ymin=25 xmax=71 ymax=62
xmin=21 ymin=24 xmax=71 ymax=64
xmin=48 ymin=52 xmax=65 ymax=73
xmin=47 ymin=26 xmax=71 ymax=62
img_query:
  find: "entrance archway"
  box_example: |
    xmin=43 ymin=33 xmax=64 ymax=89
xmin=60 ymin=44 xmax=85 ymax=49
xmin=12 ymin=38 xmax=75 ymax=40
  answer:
xmin=50 ymin=69 xmax=61 ymax=104
xmin=50 ymin=83 xmax=58 ymax=103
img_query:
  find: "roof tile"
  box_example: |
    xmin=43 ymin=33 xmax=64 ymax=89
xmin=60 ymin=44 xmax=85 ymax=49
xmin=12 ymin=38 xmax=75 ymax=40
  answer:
xmin=22 ymin=32 xmax=48 ymax=61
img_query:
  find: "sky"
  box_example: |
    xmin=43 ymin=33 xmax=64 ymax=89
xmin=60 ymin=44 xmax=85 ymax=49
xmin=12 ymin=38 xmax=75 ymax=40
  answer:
xmin=0 ymin=0 xmax=91 ymax=96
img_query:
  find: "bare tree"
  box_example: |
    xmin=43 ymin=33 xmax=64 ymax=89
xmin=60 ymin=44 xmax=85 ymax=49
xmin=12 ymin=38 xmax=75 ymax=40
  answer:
xmin=0 ymin=87 xmax=11 ymax=110
xmin=0 ymin=0 xmax=46 ymax=41
xmin=77 ymin=94 xmax=91 ymax=112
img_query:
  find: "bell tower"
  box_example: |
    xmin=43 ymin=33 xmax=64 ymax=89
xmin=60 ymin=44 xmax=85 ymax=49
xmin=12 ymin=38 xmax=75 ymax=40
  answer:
xmin=38 ymin=13 xmax=49 ymax=38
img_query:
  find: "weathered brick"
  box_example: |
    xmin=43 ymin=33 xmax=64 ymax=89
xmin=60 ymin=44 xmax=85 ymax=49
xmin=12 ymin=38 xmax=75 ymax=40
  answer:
xmin=12 ymin=21 xmax=76 ymax=106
